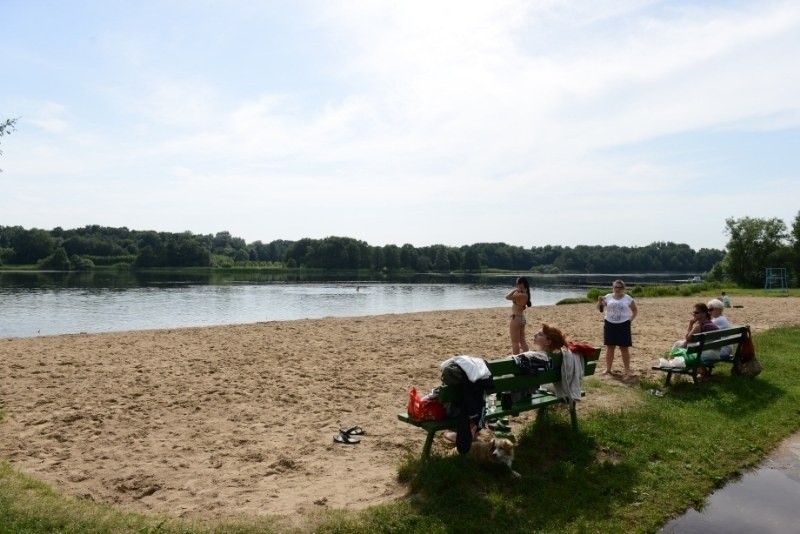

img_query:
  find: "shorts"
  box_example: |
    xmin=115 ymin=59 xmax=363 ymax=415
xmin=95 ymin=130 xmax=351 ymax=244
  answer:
xmin=604 ymin=319 xmax=632 ymax=347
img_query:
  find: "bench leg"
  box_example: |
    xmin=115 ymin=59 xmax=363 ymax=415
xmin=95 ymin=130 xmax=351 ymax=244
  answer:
xmin=535 ymin=405 xmax=549 ymax=425
xmin=665 ymin=371 xmax=673 ymax=386
xmin=569 ymin=400 xmax=578 ymax=432
xmin=421 ymin=430 xmax=436 ymax=459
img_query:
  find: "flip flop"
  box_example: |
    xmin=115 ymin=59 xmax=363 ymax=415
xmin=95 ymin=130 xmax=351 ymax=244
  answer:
xmin=340 ymin=425 xmax=365 ymax=436
xmin=488 ymin=422 xmax=511 ymax=432
xmin=333 ymin=431 xmax=360 ymax=445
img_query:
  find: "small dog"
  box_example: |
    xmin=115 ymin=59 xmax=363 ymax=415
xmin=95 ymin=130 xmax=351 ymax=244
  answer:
xmin=452 ymin=437 xmax=521 ymax=478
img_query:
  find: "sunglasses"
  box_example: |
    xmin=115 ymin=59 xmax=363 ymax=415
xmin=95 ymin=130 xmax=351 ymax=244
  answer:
xmin=692 ymin=311 xmax=702 ymax=315
xmin=613 ymin=286 xmax=624 ymax=289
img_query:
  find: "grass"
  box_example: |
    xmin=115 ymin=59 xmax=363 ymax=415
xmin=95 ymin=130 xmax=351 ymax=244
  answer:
xmin=2 ymin=327 xmax=800 ymax=533
xmin=586 ymin=282 xmax=800 ymax=301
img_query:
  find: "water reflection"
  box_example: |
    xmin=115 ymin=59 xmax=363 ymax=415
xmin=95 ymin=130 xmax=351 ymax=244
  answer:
xmin=660 ymin=432 xmax=800 ymax=533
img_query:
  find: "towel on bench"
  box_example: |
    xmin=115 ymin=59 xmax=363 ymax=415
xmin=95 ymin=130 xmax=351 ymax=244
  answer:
xmin=552 ymin=348 xmax=584 ymax=404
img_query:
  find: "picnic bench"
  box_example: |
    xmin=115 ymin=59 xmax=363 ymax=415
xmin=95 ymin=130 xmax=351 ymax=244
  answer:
xmin=651 ymin=325 xmax=750 ymax=386
xmin=398 ymin=348 xmax=601 ymax=458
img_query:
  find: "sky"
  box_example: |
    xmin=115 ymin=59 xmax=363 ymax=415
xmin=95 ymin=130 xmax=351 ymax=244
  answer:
xmin=2 ymin=0 xmax=799 ymax=251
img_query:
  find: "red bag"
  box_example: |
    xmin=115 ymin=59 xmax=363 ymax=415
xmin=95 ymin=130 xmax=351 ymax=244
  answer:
xmin=407 ymin=387 xmax=445 ymax=421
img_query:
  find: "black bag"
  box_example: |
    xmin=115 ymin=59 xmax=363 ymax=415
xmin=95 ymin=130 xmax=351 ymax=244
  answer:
xmin=442 ymin=363 xmax=466 ymax=385
xmin=513 ymin=352 xmax=552 ymax=374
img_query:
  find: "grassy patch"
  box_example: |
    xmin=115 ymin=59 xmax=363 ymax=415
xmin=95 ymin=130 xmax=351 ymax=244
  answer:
xmin=556 ymin=297 xmax=592 ymax=305
xmin=2 ymin=328 xmax=800 ymax=533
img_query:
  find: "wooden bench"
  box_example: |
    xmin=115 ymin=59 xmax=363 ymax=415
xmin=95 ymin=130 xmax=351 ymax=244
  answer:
xmin=651 ymin=325 xmax=750 ymax=386
xmin=398 ymin=348 xmax=601 ymax=458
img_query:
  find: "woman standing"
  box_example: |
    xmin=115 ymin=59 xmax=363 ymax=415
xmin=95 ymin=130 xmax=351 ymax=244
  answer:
xmin=506 ymin=277 xmax=532 ymax=354
xmin=597 ymin=279 xmax=638 ymax=376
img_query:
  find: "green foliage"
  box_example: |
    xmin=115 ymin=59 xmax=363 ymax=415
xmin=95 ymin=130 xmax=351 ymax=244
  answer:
xmin=70 ymin=255 xmax=95 ymax=271
xmin=37 ymin=248 xmax=69 ymax=270
xmin=724 ymin=216 xmax=791 ymax=287
xmin=557 ymin=296 xmax=592 ymax=305
xmin=586 ymin=287 xmax=602 ymax=300
xmin=0 ymin=117 xmax=18 ymax=171
xmin=0 ymin=224 xmax=733 ymax=276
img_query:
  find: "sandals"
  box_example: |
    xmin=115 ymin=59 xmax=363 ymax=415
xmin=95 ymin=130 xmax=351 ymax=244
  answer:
xmin=333 ymin=431 xmax=360 ymax=445
xmin=333 ymin=425 xmax=365 ymax=445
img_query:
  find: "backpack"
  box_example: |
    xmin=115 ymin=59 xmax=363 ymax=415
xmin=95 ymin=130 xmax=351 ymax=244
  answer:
xmin=441 ymin=362 xmax=466 ymax=385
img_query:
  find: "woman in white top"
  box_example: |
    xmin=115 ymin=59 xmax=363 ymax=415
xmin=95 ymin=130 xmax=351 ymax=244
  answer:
xmin=707 ymin=299 xmax=730 ymax=329
xmin=597 ymin=279 xmax=638 ymax=377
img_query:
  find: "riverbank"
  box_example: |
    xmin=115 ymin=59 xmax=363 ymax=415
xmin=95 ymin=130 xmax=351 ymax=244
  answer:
xmin=1 ymin=296 xmax=799 ymax=522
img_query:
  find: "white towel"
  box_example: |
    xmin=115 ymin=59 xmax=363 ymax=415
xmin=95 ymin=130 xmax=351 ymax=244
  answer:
xmin=440 ymin=355 xmax=492 ymax=382
xmin=552 ymin=348 xmax=584 ymax=403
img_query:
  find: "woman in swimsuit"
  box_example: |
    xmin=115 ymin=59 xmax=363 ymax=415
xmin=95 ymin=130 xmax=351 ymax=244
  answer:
xmin=505 ymin=276 xmax=532 ymax=354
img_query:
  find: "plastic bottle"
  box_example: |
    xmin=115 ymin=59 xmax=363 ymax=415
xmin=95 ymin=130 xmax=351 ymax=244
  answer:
xmin=487 ymin=393 xmax=497 ymax=414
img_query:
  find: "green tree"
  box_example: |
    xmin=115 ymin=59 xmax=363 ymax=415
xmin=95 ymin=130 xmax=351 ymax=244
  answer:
xmin=39 ymin=247 xmax=70 ymax=270
xmin=790 ymin=210 xmax=800 ymax=286
xmin=433 ymin=246 xmax=450 ymax=272
xmin=463 ymin=247 xmax=481 ymax=271
xmin=0 ymin=117 xmax=18 ymax=171
xmin=11 ymin=228 xmax=55 ymax=264
xmin=723 ymin=216 xmax=788 ymax=287
xmin=382 ymin=245 xmax=400 ymax=270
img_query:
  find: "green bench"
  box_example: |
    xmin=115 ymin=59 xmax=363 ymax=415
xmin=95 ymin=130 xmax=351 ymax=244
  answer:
xmin=398 ymin=348 xmax=601 ymax=458
xmin=651 ymin=325 xmax=750 ymax=386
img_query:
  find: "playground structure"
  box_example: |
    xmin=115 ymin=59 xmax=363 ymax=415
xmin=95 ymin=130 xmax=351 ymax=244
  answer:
xmin=764 ymin=267 xmax=789 ymax=292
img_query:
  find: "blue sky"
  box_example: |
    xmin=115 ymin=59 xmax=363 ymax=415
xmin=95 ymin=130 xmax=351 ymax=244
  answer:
xmin=2 ymin=0 xmax=798 ymax=251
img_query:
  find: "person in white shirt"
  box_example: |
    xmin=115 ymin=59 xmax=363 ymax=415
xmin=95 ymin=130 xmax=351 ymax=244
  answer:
xmin=597 ymin=279 xmax=638 ymax=377
xmin=707 ymin=299 xmax=731 ymax=358
xmin=707 ymin=299 xmax=729 ymax=329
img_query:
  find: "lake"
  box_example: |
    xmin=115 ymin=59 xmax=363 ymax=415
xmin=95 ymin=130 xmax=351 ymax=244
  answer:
xmin=0 ymin=271 xmax=590 ymax=338
xmin=0 ymin=271 xmax=692 ymax=339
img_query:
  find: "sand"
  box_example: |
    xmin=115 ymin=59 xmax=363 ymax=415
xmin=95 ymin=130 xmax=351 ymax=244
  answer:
xmin=1 ymin=295 xmax=798 ymax=522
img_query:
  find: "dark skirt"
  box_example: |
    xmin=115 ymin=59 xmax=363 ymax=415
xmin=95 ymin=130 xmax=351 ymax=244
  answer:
xmin=604 ymin=319 xmax=632 ymax=347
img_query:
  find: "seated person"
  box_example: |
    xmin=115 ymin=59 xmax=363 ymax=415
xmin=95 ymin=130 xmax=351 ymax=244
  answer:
xmin=708 ymin=299 xmax=733 ymax=358
xmin=671 ymin=303 xmax=719 ymax=370
xmin=708 ymin=299 xmax=730 ymax=329
xmin=672 ymin=302 xmax=719 ymax=350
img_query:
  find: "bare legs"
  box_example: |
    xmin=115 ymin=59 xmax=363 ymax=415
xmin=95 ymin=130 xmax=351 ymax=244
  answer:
xmin=603 ymin=345 xmax=632 ymax=376
xmin=510 ymin=317 xmax=529 ymax=354
xmin=619 ymin=346 xmax=631 ymax=375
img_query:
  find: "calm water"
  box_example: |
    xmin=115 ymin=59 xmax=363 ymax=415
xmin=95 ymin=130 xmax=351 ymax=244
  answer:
xmin=0 ymin=273 xmax=585 ymax=338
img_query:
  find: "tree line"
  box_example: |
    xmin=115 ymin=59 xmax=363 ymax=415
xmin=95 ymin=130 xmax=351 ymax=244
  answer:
xmin=0 ymin=224 xmax=722 ymax=273
xmin=1 ymin=214 xmax=798 ymax=287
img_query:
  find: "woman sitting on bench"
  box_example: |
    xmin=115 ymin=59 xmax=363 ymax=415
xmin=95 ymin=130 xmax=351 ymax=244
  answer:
xmin=672 ymin=302 xmax=719 ymax=351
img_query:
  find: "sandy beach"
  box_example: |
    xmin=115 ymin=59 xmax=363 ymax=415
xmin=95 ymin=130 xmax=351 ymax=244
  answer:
xmin=1 ymin=295 xmax=799 ymax=522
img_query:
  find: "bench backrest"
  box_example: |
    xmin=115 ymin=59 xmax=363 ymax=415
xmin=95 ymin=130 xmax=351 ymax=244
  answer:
xmin=437 ymin=348 xmax=600 ymax=403
xmin=686 ymin=325 xmax=749 ymax=358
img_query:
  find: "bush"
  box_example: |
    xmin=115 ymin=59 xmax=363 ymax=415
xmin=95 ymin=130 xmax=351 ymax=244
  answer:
xmin=71 ymin=256 xmax=95 ymax=271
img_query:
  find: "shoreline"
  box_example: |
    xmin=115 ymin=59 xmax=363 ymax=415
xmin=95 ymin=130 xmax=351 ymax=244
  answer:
xmin=1 ymin=296 xmax=799 ymax=520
